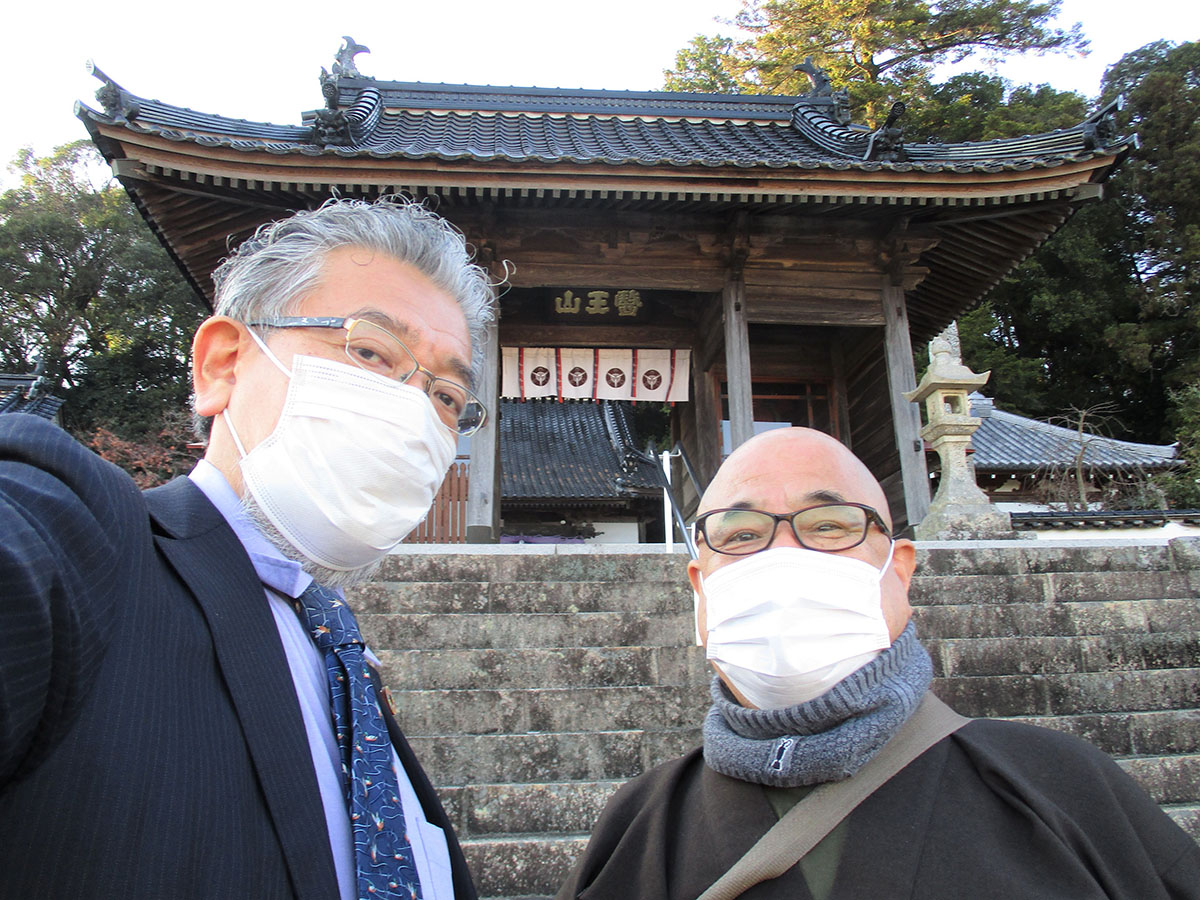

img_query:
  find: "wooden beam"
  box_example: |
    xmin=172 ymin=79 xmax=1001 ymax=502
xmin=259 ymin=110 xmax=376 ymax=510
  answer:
xmin=881 ymin=283 xmax=930 ymax=527
xmin=497 ymin=323 xmax=694 ymax=348
xmin=745 ymin=297 xmax=885 ymax=326
xmin=466 ymin=317 xmax=501 ymax=542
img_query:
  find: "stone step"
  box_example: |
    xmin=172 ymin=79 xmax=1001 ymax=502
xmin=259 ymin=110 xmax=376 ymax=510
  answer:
xmin=393 ymin=685 xmax=709 ymax=736
xmin=377 ymin=646 xmax=709 ymax=691
xmin=914 ymin=542 xmax=1179 ymax=576
xmin=377 ymin=549 xmax=689 ymax=584
xmin=926 ymin=633 xmax=1200 ymax=677
xmin=439 ymin=781 xmax=624 ymax=836
xmin=996 ymin=709 xmax=1200 ymax=757
xmin=933 ymin=668 xmax=1200 ymax=718
xmin=913 ymin=597 xmax=1200 ymax=639
xmin=461 ymin=834 xmax=586 ymax=899
xmin=353 ymin=579 xmax=692 ymax=616
xmin=1115 ymin=754 xmax=1200 ymax=805
xmin=409 ymin=729 xmax=700 ymax=785
xmin=909 ymin=570 xmax=1196 ymax=606
xmin=1165 ymin=804 xmax=1200 ymax=841
xmin=360 ymin=610 xmax=696 ymax=651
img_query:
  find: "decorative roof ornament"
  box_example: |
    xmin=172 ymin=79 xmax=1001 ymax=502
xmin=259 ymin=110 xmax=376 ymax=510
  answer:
xmin=333 ymin=36 xmax=370 ymax=79
xmin=87 ymin=61 xmax=140 ymax=124
xmin=864 ymin=101 xmax=906 ymax=162
xmin=309 ymin=106 xmax=352 ymax=145
xmin=794 ymin=57 xmax=851 ymax=125
xmin=1080 ymin=97 xmax=1123 ymax=152
xmin=319 ymin=68 xmax=340 ymax=110
xmin=308 ymin=37 xmax=374 ymax=146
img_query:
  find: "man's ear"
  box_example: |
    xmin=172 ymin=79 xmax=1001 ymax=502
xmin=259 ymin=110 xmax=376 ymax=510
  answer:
xmin=687 ymin=559 xmax=708 ymax=646
xmin=890 ymin=538 xmax=917 ymax=591
xmin=192 ymin=317 xmax=245 ymax=417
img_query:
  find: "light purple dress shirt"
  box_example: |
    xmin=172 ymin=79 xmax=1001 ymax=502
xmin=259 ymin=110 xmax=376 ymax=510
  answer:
xmin=189 ymin=461 xmax=454 ymax=900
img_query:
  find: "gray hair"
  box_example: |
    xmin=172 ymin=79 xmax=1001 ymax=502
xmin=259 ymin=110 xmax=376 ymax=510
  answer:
xmin=195 ymin=196 xmax=497 ymax=436
xmin=212 ymin=196 xmax=495 ymax=362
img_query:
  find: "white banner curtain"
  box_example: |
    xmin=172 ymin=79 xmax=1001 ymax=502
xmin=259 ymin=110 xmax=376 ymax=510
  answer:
xmin=559 ymin=348 xmax=595 ymax=400
xmin=594 ymin=349 xmax=634 ymax=401
xmin=500 ymin=347 xmax=691 ymax=401
xmin=520 ymin=347 xmax=557 ymax=399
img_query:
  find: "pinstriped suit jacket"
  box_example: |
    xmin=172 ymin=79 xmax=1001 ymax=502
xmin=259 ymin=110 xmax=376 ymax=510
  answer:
xmin=0 ymin=414 xmax=475 ymax=900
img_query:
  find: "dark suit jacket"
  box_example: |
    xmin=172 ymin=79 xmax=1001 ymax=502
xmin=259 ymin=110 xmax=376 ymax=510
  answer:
xmin=0 ymin=414 xmax=475 ymax=899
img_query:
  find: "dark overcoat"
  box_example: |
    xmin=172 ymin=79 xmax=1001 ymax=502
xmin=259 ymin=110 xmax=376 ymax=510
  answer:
xmin=0 ymin=414 xmax=476 ymax=899
xmin=559 ymin=710 xmax=1200 ymax=899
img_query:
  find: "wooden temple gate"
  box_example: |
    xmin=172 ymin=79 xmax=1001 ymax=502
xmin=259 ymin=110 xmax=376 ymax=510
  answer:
xmin=77 ymin=54 xmax=1130 ymax=538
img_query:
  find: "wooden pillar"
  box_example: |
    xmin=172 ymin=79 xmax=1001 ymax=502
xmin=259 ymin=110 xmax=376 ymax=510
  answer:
xmin=466 ymin=317 xmax=500 ymax=542
xmin=723 ymin=275 xmax=754 ymax=452
xmin=830 ymin=337 xmax=852 ymax=449
xmin=881 ymin=283 xmax=930 ymax=527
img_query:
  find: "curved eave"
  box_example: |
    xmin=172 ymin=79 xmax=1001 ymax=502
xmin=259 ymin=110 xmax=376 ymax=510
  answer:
xmin=80 ymin=105 xmax=1125 ymax=331
xmin=80 ymin=102 xmax=1127 ymax=176
xmin=84 ymin=117 xmax=1121 ymax=200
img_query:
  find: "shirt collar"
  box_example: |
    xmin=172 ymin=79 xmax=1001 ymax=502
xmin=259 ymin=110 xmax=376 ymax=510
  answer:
xmin=188 ymin=459 xmax=314 ymax=599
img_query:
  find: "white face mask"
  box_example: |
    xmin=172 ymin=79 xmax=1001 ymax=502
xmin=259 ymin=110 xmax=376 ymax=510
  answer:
xmin=222 ymin=331 xmax=457 ymax=571
xmin=701 ymin=544 xmax=895 ymax=709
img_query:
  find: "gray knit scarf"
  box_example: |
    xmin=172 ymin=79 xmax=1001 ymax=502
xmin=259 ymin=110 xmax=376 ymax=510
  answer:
xmin=702 ymin=622 xmax=933 ymax=787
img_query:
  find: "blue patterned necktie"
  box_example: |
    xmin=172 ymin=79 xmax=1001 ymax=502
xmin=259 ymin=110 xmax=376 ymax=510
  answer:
xmin=296 ymin=582 xmax=423 ymax=900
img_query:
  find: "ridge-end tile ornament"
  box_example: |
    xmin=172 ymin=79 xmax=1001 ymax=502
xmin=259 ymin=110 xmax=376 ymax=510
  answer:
xmin=333 ymin=36 xmax=370 ymax=79
xmin=87 ymin=61 xmax=140 ymax=124
xmin=309 ymin=37 xmax=371 ymax=146
xmin=865 ymin=101 xmax=907 ymax=162
xmin=904 ymin=324 xmax=1015 ymax=540
xmin=794 ymin=56 xmax=851 ymax=126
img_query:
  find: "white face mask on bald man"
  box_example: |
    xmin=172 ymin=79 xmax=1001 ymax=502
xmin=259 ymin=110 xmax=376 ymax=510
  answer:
xmin=223 ymin=330 xmax=457 ymax=572
xmin=701 ymin=543 xmax=896 ymax=709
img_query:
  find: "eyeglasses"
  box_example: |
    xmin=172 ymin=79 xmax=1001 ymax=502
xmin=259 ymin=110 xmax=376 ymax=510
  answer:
xmin=246 ymin=316 xmax=486 ymax=435
xmin=694 ymin=502 xmax=892 ymax=556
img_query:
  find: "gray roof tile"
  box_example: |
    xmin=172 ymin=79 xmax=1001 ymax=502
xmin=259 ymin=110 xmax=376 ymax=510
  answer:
xmin=968 ymin=395 xmax=1178 ymax=472
xmin=78 ymin=74 xmax=1129 ymax=173
xmin=500 ymin=399 xmax=662 ymax=501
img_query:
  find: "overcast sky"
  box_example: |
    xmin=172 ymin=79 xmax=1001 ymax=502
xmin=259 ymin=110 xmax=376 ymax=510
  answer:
xmin=1 ymin=0 xmax=1196 ymax=178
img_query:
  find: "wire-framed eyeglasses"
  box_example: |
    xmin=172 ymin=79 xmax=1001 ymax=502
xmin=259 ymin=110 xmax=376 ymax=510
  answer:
xmin=694 ymin=502 xmax=892 ymax=556
xmin=247 ymin=316 xmax=486 ymax=435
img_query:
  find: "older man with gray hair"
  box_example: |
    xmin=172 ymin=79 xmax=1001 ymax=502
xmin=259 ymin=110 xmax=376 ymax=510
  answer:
xmin=0 ymin=198 xmax=494 ymax=900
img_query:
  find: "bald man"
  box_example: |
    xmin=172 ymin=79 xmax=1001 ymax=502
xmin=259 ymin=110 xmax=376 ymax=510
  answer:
xmin=557 ymin=429 xmax=1200 ymax=900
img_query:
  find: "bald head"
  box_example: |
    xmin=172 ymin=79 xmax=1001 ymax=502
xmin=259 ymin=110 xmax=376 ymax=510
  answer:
xmin=699 ymin=428 xmax=893 ymax=530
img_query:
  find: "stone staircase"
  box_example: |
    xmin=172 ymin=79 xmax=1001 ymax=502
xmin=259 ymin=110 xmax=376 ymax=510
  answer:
xmin=350 ymin=539 xmax=1200 ymax=900
xmin=913 ymin=539 xmax=1200 ymax=843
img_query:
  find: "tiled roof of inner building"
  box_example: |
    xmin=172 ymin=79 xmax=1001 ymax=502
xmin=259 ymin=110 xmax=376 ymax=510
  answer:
xmin=500 ymin=399 xmax=662 ymax=501
xmin=968 ymin=395 xmax=1178 ymax=473
xmin=0 ymin=377 xmax=65 ymax=420
xmin=77 ymin=74 xmax=1129 ymax=173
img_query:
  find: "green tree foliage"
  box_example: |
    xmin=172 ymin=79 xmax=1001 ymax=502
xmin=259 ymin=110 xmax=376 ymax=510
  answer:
xmin=959 ymin=40 xmax=1200 ymax=461
xmin=0 ymin=141 xmax=206 ymax=449
xmin=910 ymin=72 xmax=1086 ymax=140
xmin=663 ymin=0 xmax=1086 ymax=124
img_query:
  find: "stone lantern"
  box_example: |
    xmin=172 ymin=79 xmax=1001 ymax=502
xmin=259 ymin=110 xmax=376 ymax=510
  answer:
xmin=903 ymin=328 xmax=1014 ymax=539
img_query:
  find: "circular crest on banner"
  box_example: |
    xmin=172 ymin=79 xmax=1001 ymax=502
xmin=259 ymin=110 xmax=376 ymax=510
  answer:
xmin=568 ymin=367 xmax=589 ymax=387
xmin=530 ymin=366 xmax=551 ymax=386
xmin=605 ymin=368 xmax=626 ymax=388
xmin=642 ymin=369 xmax=663 ymax=390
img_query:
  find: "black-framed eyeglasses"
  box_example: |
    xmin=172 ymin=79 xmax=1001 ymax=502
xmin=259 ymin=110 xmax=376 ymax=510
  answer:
xmin=694 ymin=502 xmax=892 ymax=556
xmin=247 ymin=316 xmax=486 ymax=435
